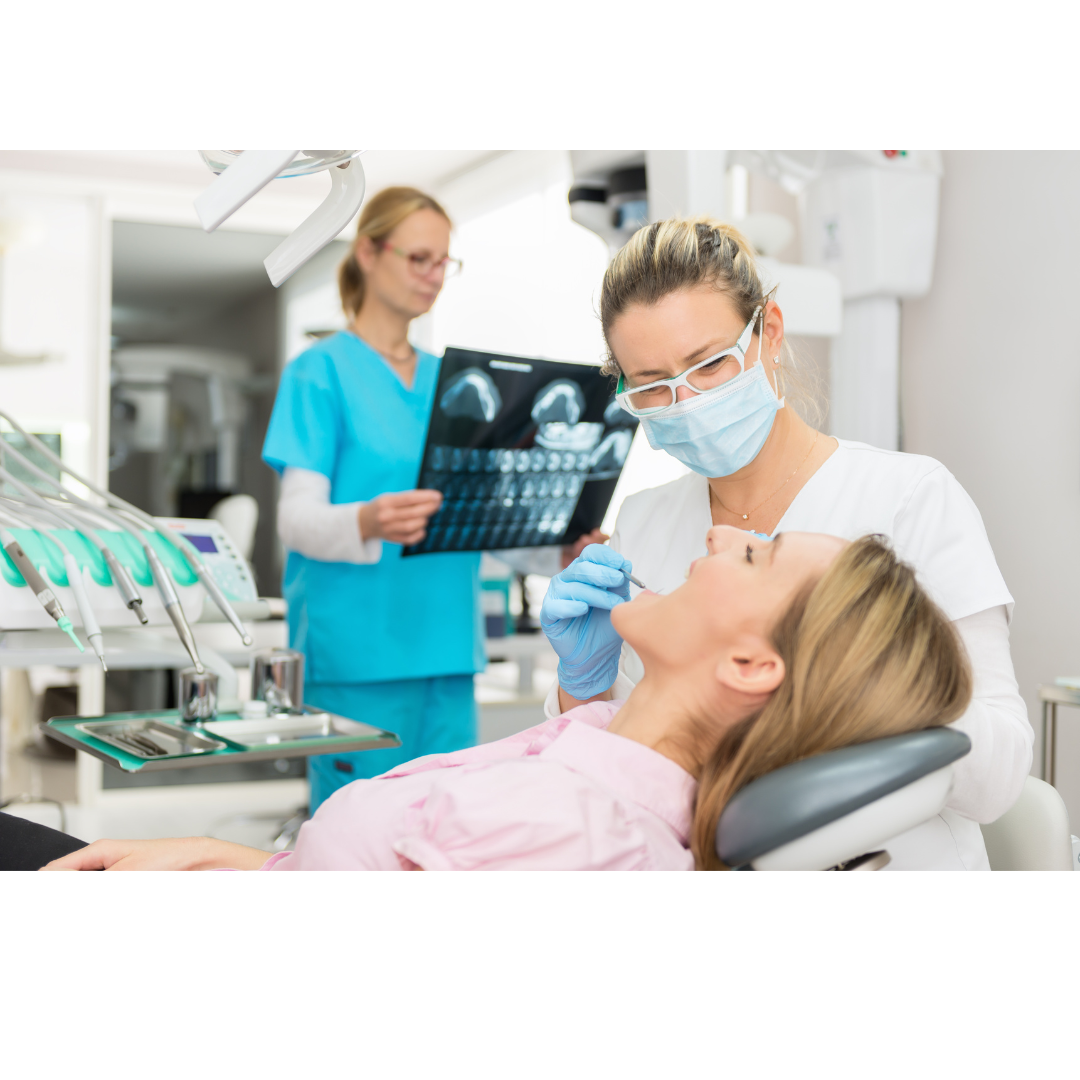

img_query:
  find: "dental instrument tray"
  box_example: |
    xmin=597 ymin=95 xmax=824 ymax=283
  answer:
xmin=46 ymin=708 xmax=400 ymax=772
xmin=404 ymin=347 xmax=638 ymax=555
xmin=73 ymin=718 xmax=226 ymax=759
xmin=202 ymin=712 xmax=367 ymax=748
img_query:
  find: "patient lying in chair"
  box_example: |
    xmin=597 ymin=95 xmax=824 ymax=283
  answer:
xmin=39 ymin=527 xmax=970 ymax=872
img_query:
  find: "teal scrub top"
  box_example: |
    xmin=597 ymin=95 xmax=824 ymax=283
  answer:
xmin=262 ymin=332 xmax=484 ymax=685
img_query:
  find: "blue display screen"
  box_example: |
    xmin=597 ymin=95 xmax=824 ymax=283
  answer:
xmin=182 ymin=534 xmax=218 ymax=554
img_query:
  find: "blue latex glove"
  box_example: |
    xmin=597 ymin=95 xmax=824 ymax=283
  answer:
xmin=540 ymin=544 xmax=633 ymax=700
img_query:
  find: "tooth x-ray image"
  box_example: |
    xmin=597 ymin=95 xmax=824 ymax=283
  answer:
xmin=404 ymin=347 xmax=638 ymax=556
xmin=440 ymin=367 xmax=503 ymax=422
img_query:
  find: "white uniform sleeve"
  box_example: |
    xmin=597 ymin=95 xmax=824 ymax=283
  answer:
xmin=891 ymin=464 xmax=1014 ymax=622
xmin=276 ymin=467 xmax=383 ymax=564
xmin=945 ymin=604 xmax=1033 ymax=822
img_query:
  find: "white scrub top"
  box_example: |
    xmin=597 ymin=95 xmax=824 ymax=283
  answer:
xmin=547 ymin=439 xmax=1033 ymax=870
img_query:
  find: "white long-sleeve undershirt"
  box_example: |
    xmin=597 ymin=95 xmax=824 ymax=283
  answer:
xmin=277 ymin=467 xmax=383 ymax=564
xmin=543 ymin=603 xmax=1032 ymax=826
xmin=944 ymin=604 xmax=1033 ymax=823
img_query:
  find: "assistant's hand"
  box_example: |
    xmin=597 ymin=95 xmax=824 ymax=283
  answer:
xmin=560 ymin=528 xmax=610 ymax=570
xmin=359 ymin=489 xmax=443 ymax=546
xmin=40 ymin=837 xmax=274 ymax=871
xmin=540 ymin=543 xmax=632 ymax=701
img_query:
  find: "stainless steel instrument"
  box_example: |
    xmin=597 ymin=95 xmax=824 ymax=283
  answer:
xmin=75 ymin=718 xmax=226 ymax=759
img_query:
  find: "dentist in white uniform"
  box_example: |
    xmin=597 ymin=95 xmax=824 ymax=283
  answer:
xmin=539 ymin=217 xmax=1032 ymax=870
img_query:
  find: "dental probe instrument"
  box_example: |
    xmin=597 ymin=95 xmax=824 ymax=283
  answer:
xmin=0 ymin=468 xmax=148 ymax=623
xmin=0 ymin=411 xmax=251 ymax=646
xmin=627 ymin=573 xmax=648 ymax=590
xmin=0 ymin=505 xmax=107 ymax=669
xmin=0 ymin=448 xmax=205 ymax=673
xmin=0 ymin=525 xmax=85 ymax=653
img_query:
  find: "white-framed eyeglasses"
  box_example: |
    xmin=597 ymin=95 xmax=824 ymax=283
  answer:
xmin=614 ymin=306 xmax=762 ymax=416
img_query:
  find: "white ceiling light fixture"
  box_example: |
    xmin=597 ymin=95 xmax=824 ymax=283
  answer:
xmin=195 ymin=151 xmax=366 ymax=287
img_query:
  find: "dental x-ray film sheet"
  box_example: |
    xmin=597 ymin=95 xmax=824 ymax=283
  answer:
xmin=404 ymin=347 xmax=637 ymax=555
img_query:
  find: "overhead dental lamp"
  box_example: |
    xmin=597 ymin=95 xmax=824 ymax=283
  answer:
xmin=195 ymin=150 xmax=367 ymax=287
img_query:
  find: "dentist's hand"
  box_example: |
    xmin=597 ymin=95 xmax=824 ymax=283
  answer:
xmin=540 ymin=544 xmax=633 ymax=701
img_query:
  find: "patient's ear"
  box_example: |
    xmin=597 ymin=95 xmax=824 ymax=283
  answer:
xmin=715 ymin=640 xmax=785 ymax=701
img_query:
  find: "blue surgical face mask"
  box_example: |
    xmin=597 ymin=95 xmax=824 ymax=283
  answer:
xmin=636 ymin=323 xmax=784 ymax=478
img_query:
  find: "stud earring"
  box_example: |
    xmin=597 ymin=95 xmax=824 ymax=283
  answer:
xmin=772 ymin=355 xmax=781 ymax=365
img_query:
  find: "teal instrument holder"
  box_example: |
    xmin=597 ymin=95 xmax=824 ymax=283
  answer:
xmin=0 ymin=527 xmax=197 ymax=590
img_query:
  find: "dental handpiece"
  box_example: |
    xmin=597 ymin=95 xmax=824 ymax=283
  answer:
xmin=0 ymin=459 xmax=149 ymax=625
xmin=143 ymin=542 xmax=204 ymax=674
xmin=0 ymin=411 xmax=250 ymax=646
xmin=0 ymin=528 xmax=85 ymax=653
xmin=59 ymin=505 xmax=148 ymax=625
xmin=100 ymin=546 xmax=148 ymax=624
xmin=60 ymin=551 xmax=107 ymax=669
xmin=0 ymin=501 xmax=110 ymax=670
xmin=176 ymin=542 xmax=253 ymax=646
xmin=2 ymin=443 xmax=201 ymax=670
xmin=14 ymin=512 xmax=109 ymax=670
xmin=81 ymin=502 xmax=204 ymax=671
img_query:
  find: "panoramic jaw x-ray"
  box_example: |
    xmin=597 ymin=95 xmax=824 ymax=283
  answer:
xmin=405 ymin=347 xmax=637 ymax=555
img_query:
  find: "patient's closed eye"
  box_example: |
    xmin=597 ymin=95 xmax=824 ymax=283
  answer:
xmin=746 ymin=544 xmax=753 ymax=564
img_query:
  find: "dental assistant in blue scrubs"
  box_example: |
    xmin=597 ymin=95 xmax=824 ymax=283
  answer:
xmin=263 ymin=186 xmax=482 ymax=811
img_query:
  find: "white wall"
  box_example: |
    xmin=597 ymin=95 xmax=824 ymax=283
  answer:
xmin=900 ymin=151 xmax=1080 ymax=824
xmin=427 ymin=150 xmax=609 ymax=364
xmin=0 ymin=190 xmax=109 ymax=485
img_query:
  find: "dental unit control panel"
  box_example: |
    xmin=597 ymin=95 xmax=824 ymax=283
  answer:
xmin=155 ymin=518 xmax=258 ymax=606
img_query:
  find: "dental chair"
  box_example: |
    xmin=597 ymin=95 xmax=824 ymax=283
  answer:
xmin=717 ymin=729 xmax=1077 ymax=870
xmin=980 ymin=776 xmax=1074 ymax=870
xmin=716 ymin=728 xmax=972 ymax=870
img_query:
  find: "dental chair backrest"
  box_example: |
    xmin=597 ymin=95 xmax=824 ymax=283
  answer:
xmin=716 ymin=728 xmax=972 ymax=870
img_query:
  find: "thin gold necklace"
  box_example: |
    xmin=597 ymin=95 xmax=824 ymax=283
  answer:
xmin=379 ymin=346 xmax=415 ymax=365
xmin=710 ymin=431 xmax=820 ymax=523
xmin=352 ymin=326 xmax=415 ymax=365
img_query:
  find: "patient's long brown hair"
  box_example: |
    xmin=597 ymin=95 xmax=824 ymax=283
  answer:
xmin=691 ymin=536 xmax=973 ymax=871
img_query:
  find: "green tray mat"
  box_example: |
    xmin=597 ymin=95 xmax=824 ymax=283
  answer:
xmin=46 ymin=710 xmax=400 ymax=772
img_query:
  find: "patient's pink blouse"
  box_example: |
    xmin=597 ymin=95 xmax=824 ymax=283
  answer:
xmin=262 ymin=701 xmax=696 ymax=871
